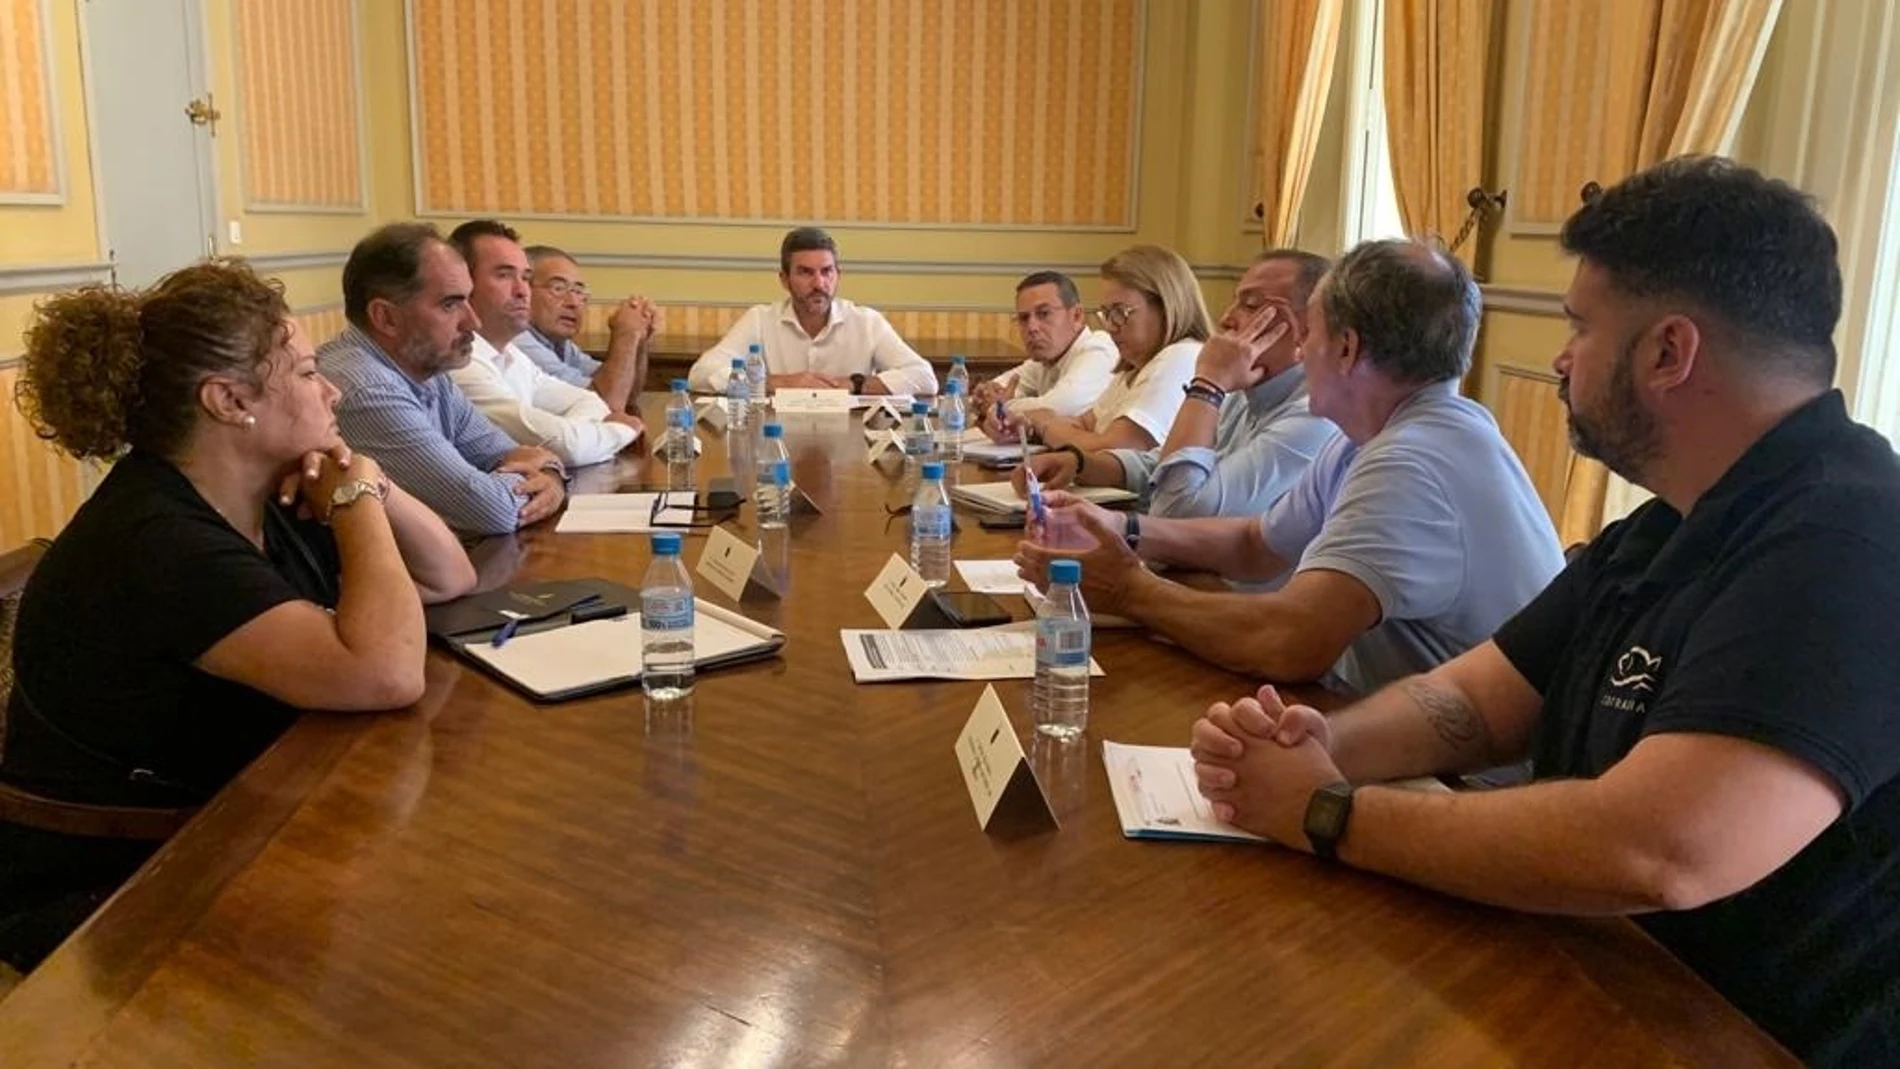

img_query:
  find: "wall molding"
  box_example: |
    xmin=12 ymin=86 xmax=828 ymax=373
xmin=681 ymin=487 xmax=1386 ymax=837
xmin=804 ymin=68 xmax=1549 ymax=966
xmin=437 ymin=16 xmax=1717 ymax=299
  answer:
xmin=569 ymin=252 xmax=1245 ymax=280
xmin=244 ymin=250 xmax=350 ymax=272
xmin=1481 ymin=284 xmax=1565 ymax=318
xmin=0 ymin=261 xmax=113 ymax=295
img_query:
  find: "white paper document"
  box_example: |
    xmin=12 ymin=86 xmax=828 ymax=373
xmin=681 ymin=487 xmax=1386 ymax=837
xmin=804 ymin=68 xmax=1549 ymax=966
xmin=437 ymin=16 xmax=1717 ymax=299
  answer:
xmin=954 ymin=559 xmax=1027 ymax=596
xmin=1102 ymin=742 xmax=1265 ymax=843
xmin=840 ymin=621 xmax=1106 ymax=683
xmin=950 ymin=481 xmax=1137 ymax=516
xmin=1103 ymin=742 xmax=1452 ymax=844
xmin=772 ymin=388 xmax=856 ymax=412
xmin=463 ymin=599 xmax=782 ymax=697
xmin=555 ymin=493 xmax=700 ymax=534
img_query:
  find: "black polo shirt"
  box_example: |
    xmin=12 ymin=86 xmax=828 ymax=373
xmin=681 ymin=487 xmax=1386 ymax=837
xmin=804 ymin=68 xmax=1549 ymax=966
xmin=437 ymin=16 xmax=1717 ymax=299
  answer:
xmin=1494 ymin=390 xmax=1899 ymax=1067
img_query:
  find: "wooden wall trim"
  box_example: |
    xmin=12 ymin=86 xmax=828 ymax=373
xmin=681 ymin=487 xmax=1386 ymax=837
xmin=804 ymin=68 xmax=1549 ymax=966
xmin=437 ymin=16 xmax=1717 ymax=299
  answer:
xmin=0 ymin=261 xmax=112 ymax=295
xmin=1482 ymin=284 xmax=1566 ymax=318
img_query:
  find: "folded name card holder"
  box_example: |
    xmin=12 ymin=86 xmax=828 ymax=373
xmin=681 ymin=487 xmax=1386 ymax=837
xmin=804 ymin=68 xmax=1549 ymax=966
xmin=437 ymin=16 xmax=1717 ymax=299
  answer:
xmin=956 ymin=685 xmax=1059 ymax=839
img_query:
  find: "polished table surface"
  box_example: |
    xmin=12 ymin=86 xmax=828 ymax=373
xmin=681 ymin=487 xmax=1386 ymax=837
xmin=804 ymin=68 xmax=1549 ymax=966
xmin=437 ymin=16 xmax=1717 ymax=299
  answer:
xmin=0 ymin=397 xmax=1794 ymax=1067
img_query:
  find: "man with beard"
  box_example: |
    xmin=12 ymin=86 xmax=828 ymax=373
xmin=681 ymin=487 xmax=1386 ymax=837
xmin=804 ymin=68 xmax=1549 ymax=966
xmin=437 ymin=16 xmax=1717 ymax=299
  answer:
xmin=445 ymin=220 xmax=644 ymax=469
xmin=687 ymin=227 xmax=937 ymax=396
xmin=318 ymin=222 xmax=566 ymax=536
xmin=1190 ymin=157 xmax=1900 ymax=1068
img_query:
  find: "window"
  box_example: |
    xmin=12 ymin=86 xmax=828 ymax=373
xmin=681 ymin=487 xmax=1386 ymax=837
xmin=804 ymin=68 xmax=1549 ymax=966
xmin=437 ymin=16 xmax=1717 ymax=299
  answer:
xmin=1854 ymin=136 xmax=1900 ymax=444
xmin=1341 ymin=0 xmax=1407 ymax=245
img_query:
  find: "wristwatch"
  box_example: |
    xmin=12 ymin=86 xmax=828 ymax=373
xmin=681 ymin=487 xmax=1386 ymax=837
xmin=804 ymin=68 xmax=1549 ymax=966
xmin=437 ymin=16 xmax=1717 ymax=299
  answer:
xmin=850 ymin=372 xmax=868 ymax=394
xmin=1057 ymin=443 xmax=1088 ymax=474
xmin=1302 ymin=781 xmax=1355 ymax=861
xmin=326 ymin=476 xmax=390 ymax=520
xmin=1123 ymin=509 xmax=1141 ymax=551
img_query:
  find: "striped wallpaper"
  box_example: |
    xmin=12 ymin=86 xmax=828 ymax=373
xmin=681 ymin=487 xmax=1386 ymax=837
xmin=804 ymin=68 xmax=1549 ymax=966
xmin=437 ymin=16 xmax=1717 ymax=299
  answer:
xmin=236 ymin=0 xmax=365 ymax=209
xmin=408 ymin=0 xmax=1145 ymax=227
xmin=0 ymin=0 xmax=59 ymax=199
xmin=0 ymin=365 xmax=99 ymax=547
xmin=1512 ymin=0 xmax=1654 ymax=227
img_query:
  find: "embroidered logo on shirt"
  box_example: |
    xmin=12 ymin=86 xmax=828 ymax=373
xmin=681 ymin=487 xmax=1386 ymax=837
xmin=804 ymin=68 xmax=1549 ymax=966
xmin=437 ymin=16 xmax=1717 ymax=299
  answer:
xmin=1608 ymin=646 xmax=1663 ymax=692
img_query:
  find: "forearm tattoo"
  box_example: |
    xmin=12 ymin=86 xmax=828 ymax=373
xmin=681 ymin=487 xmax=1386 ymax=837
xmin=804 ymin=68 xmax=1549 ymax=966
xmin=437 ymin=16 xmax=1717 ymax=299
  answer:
xmin=1402 ymin=678 xmax=1488 ymax=757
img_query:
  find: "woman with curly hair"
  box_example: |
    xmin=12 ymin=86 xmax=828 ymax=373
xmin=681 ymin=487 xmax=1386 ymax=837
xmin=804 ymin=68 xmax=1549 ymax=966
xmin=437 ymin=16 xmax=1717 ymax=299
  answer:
xmin=1 ymin=260 xmax=475 ymax=970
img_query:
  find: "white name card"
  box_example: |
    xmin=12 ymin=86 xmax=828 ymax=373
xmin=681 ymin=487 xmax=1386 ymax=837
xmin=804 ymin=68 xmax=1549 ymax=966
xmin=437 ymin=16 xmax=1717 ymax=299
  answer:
xmin=695 ymin=524 xmax=763 ymax=603
xmin=773 ymin=388 xmax=855 ymax=413
xmin=866 ymin=427 xmax=905 ymax=465
xmin=863 ymin=553 xmax=928 ymax=629
xmin=955 ymin=685 xmax=1058 ymax=836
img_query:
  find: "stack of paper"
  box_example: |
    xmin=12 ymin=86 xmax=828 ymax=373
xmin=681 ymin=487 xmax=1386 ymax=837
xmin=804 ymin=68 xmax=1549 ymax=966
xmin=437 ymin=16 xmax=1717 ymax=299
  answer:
xmin=949 ymin=481 xmax=1137 ymax=517
xmin=840 ymin=621 xmax=1106 ymax=683
xmin=555 ymin=493 xmax=699 ymax=534
xmin=1103 ymin=742 xmax=1451 ymax=843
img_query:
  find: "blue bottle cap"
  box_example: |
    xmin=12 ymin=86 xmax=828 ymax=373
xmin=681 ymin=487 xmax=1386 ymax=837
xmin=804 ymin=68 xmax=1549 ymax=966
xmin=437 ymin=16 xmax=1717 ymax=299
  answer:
xmin=730 ymin=357 xmax=746 ymax=369
xmin=772 ymin=459 xmax=791 ymax=485
xmin=945 ymin=380 xmax=963 ymax=395
xmin=1050 ymin=559 xmax=1081 ymax=585
xmin=921 ymin=462 xmax=944 ymax=480
xmin=748 ymin=343 xmax=761 ymax=352
xmin=652 ymin=532 xmax=683 ymax=555
xmin=671 ymin=378 xmax=688 ymax=391
xmin=911 ymin=400 xmax=930 ymax=414
xmin=762 ymin=422 xmax=784 ymax=438
xmin=952 ymin=355 xmax=967 ymax=365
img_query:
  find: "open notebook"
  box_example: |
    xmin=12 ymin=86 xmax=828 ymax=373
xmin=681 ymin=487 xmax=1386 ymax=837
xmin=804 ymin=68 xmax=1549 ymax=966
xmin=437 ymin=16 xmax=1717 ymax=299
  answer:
xmin=433 ymin=580 xmax=783 ymax=701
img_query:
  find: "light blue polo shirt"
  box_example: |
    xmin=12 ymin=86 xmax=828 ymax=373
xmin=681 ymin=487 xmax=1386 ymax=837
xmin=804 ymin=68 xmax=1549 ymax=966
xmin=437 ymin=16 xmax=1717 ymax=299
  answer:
xmin=1262 ymin=380 xmax=1564 ymax=693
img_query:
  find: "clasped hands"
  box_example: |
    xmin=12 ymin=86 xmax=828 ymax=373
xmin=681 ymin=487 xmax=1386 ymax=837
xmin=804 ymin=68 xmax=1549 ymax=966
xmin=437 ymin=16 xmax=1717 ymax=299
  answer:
xmin=1190 ymin=684 xmax=1349 ymax=849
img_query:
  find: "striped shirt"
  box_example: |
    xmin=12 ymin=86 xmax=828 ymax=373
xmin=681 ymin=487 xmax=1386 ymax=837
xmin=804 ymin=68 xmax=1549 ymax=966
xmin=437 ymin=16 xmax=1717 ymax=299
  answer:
xmin=317 ymin=326 xmax=526 ymax=536
xmin=515 ymin=326 xmax=601 ymax=388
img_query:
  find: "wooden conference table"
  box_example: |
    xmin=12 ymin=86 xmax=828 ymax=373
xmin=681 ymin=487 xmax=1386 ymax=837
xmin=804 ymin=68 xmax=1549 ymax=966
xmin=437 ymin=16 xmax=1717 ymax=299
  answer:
xmin=0 ymin=396 xmax=1792 ymax=1067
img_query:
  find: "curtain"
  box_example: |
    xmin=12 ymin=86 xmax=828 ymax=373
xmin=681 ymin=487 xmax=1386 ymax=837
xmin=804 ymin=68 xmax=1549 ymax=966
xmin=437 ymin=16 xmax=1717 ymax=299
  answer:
xmin=1382 ymin=0 xmax=1497 ymax=256
xmin=1557 ymin=0 xmax=1783 ymax=546
xmin=1257 ymin=0 xmax=1347 ymax=246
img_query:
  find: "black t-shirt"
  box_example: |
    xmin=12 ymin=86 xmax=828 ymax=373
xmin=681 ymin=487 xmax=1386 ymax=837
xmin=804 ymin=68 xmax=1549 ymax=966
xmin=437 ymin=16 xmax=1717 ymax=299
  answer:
xmin=3 ymin=449 xmax=340 ymax=804
xmin=1493 ymin=391 xmax=1900 ymax=1067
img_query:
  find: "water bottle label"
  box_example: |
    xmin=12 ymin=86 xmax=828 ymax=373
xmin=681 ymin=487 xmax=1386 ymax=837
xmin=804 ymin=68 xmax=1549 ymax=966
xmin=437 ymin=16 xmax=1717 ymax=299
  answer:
xmin=945 ymin=413 xmax=965 ymax=433
xmin=668 ymin=408 xmax=694 ymax=431
xmin=642 ymin=592 xmax=695 ymax=632
xmin=1036 ymin=618 xmax=1091 ymax=668
xmin=905 ymin=435 xmax=932 ymax=457
xmin=912 ymin=506 xmax=952 ymax=540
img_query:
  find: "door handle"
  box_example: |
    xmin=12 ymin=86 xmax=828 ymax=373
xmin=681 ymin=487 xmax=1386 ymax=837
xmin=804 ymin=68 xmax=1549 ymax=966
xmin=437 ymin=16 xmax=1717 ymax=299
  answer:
xmin=184 ymin=93 xmax=221 ymax=136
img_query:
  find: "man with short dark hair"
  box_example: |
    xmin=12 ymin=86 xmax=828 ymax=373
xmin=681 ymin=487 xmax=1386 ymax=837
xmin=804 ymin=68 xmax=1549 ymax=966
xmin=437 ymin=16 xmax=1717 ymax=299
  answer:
xmin=445 ymin=220 xmax=643 ymax=468
xmin=970 ymin=271 xmax=1117 ymax=431
xmin=518 ymin=244 xmax=658 ymax=413
xmin=1018 ymin=239 xmax=1562 ymax=692
xmin=1190 ymin=157 xmax=1899 ymax=1067
xmin=1013 ymin=249 xmax=1341 ymax=520
xmin=687 ymin=226 xmax=937 ymax=396
xmin=318 ymin=222 xmax=566 ymax=535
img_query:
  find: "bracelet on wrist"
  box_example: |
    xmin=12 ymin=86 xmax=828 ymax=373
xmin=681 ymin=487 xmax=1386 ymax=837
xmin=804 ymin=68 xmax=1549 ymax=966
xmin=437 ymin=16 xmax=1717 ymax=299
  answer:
xmin=1184 ymin=377 xmax=1228 ymax=407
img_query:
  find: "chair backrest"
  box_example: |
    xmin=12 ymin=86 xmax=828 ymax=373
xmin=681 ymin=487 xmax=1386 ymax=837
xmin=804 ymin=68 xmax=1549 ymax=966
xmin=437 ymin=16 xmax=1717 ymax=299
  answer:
xmin=0 ymin=541 xmax=49 ymax=762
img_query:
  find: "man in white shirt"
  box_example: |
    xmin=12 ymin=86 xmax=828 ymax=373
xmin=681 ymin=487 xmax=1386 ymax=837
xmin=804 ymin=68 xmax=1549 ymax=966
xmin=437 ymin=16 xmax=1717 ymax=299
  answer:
xmin=686 ymin=227 xmax=937 ymax=397
xmin=973 ymin=271 xmax=1118 ymax=437
xmin=517 ymin=244 xmax=659 ymax=416
xmin=446 ymin=220 xmax=643 ymax=468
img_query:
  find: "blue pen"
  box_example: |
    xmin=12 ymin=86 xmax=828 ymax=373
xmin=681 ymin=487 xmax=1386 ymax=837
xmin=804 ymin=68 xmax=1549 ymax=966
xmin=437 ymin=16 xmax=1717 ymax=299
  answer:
xmin=1025 ymin=464 xmax=1047 ymax=535
xmin=491 ymin=616 xmax=523 ymax=648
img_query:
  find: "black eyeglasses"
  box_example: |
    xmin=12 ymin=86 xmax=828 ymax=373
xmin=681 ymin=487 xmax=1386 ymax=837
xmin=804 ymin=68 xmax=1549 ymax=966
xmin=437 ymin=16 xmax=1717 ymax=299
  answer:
xmin=651 ymin=490 xmax=738 ymax=528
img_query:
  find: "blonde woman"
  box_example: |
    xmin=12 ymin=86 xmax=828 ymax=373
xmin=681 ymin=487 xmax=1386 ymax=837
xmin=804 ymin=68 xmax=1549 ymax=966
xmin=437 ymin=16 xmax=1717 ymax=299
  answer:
xmin=1015 ymin=245 xmax=1210 ymax=453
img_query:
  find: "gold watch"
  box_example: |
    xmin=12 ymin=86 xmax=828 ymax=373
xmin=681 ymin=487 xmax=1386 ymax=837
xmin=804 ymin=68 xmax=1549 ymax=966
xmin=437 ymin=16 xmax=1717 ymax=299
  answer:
xmin=326 ymin=477 xmax=389 ymax=520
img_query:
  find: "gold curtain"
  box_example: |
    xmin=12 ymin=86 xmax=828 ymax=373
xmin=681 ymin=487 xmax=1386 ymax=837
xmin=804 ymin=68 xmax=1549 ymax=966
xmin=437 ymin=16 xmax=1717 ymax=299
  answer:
xmin=1258 ymin=0 xmax=1347 ymax=246
xmin=1557 ymin=0 xmax=1783 ymax=546
xmin=1381 ymin=0 xmax=1497 ymax=255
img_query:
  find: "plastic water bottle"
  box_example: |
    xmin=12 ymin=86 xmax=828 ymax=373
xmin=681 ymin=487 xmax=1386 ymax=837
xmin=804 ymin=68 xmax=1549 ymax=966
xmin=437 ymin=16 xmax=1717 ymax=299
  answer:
xmin=745 ymin=342 xmax=767 ymax=405
xmin=903 ymin=400 xmax=936 ymax=468
xmin=938 ymin=380 xmax=967 ymax=473
xmin=641 ymin=532 xmax=696 ymax=701
xmin=947 ymin=354 xmax=971 ymax=397
xmin=754 ymin=423 xmax=791 ymax=520
xmin=1032 ymin=559 xmax=1091 ymax=738
xmin=665 ymin=379 xmax=696 ymax=491
xmin=909 ymin=461 xmax=952 ymax=587
xmin=726 ymin=357 xmax=750 ymax=431
xmin=757 ymin=459 xmax=792 ymax=529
